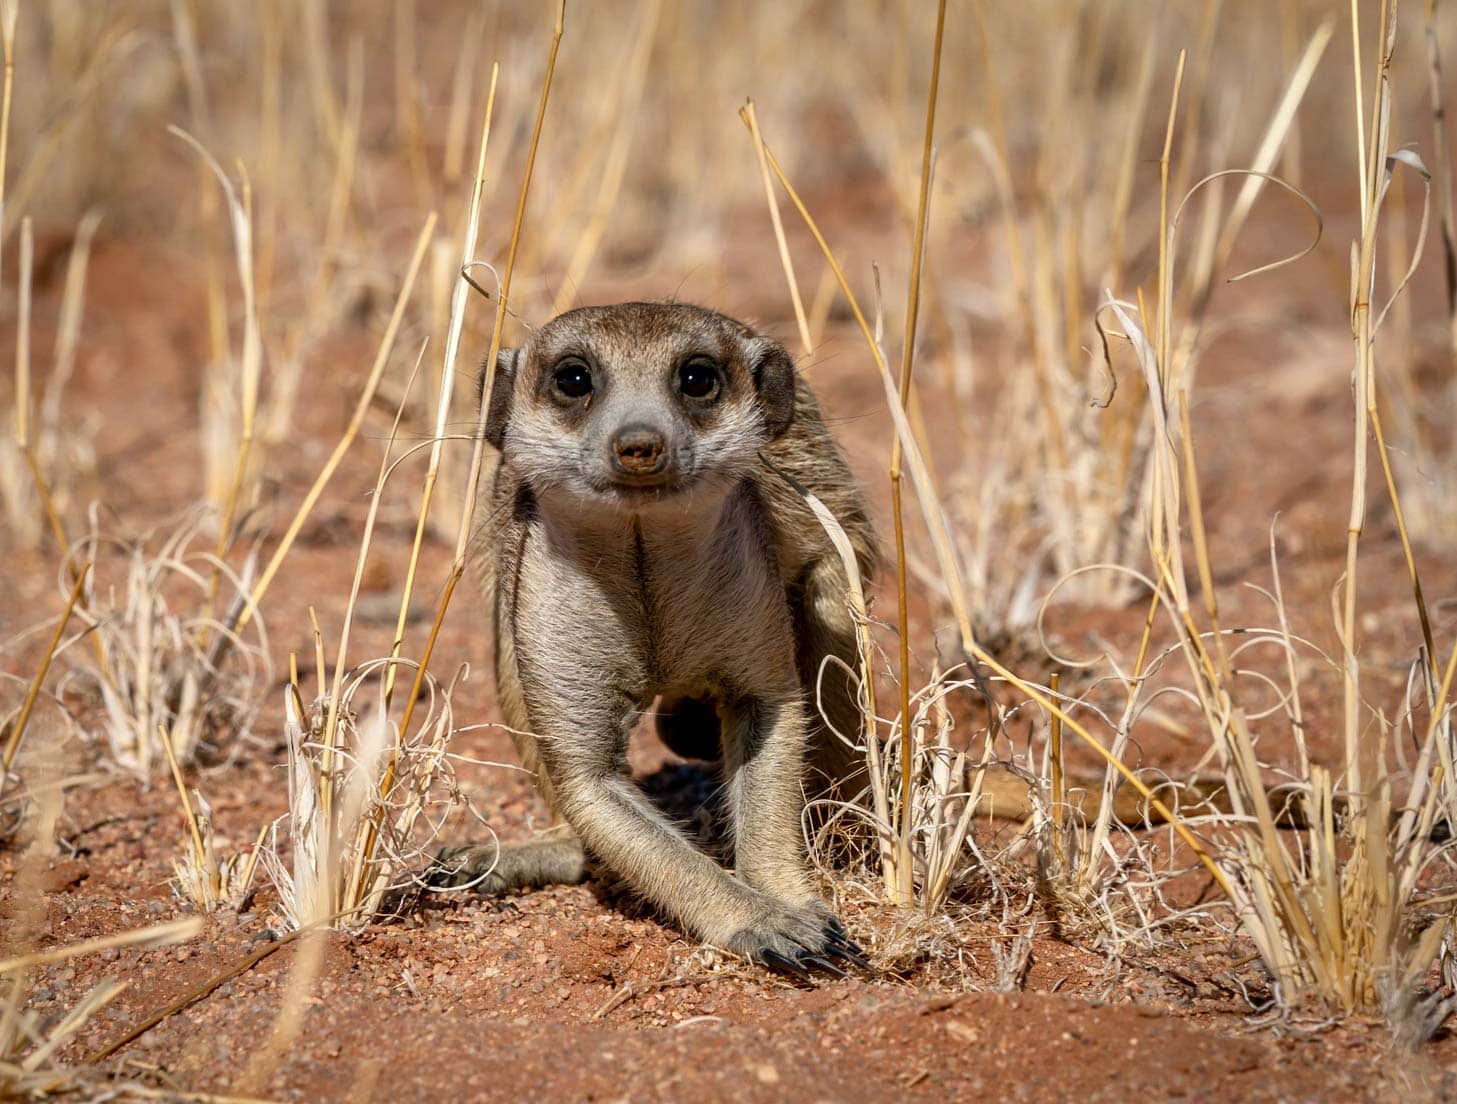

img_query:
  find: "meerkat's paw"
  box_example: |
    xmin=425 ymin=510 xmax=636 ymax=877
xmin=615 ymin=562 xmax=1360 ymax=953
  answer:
xmin=428 ymin=836 xmax=587 ymax=893
xmin=428 ymin=844 xmax=513 ymax=892
xmin=722 ymin=899 xmax=870 ymax=978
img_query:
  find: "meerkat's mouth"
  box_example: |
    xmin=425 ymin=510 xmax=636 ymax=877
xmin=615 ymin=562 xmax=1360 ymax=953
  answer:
xmin=601 ymin=474 xmax=688 ymax=498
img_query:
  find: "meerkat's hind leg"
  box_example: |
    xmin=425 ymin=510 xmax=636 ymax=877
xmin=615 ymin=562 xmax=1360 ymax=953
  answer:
xmin=429 ymin=829 xmax=587 ymax=893
xmin=794 ymin=558 xmax=870 ymax=798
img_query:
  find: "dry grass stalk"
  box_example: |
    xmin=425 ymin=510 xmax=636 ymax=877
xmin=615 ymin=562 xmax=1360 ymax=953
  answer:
xmin=166 ymin=19 xmax=215 ymax=422
xmin=380 ymin=63 xmax=499 ymax=709
xmin=459 ymin=3 xmax=567 ymax=553
xmin=1429 ymin=0 xmax=1457 ymax=367
xmin=1380 ymin=0 xmax=1457 ymax=547
xmin=0 ymin=917 xmax=203 ymax=976
xmin=2 ymin=208 xmax=120 ymax=724
xmin=1 ymin=563 xmax=88 ymax=780
xmin=162 ymin=726 xmax=264 ymax=912
xmin=886 ymin=0 xmax=948 ymax=907
xmin=743 ymin=99 xmax=812 ymax=357
xmin=0 ymin=0 xmax=14 ymax=268
xmin=913 ymin=10 xmax=1330 ymax=627
xmin=1 ymin=17 xmax=145 ymax=246
xmin=232 ymin=923 xmax=328 ymax=1097
xmin=1166 ymin=21 xmax=1334 ymax=385
xmin=1076 ymin=3 xmax=1454 ymax=1018
xmin=2 ymin=208 xmax=102 ymax=553
xmin=377 ymin=1 xmax=565 ymax=815
xmin=168 ymin=127 xmax=265 ymax=615
xmin=259 ymin=34 xmax=365 ymax=449
xmin=0 ymin=205 xmax=117 ymax=706
xmin=259 ymin=351 xmax=457 ymax=932
xmin=222 ymin=210 xmax=435 ymax=651
xmin=548 ymin=0 xmax=662 ymax=318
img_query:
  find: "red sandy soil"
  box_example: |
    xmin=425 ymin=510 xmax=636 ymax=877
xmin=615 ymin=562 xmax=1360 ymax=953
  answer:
xmin=4 ymin=196 xmax=1457 ymax=1102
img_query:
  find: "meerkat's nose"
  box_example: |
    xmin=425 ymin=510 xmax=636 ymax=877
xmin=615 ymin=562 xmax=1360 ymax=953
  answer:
xmin=611 ymin=425 xmax=669 ymax=476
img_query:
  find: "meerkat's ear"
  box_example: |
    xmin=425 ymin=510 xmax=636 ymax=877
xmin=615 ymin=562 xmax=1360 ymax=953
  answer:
xmin=749 ymin=338 xmax=797 ymax=438
xmin=481 ymin=348 xmax=518 ymax=448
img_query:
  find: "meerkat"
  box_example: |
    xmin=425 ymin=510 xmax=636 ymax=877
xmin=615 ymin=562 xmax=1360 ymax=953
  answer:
xmin=433 ymin=301 xmax=877 ymax=975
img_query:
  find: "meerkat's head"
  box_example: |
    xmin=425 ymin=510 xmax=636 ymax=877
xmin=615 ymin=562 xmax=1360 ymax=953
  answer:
xmin=482 ymin=302 xmax=796 ymax=510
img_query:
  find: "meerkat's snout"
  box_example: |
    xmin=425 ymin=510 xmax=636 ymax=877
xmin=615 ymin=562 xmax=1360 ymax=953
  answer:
xmin=609 ymin=424 xmax=671 ymax=481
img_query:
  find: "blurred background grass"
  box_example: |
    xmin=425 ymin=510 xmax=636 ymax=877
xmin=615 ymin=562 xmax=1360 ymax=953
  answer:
xmin=6 ymin=1 xmax=1452 ymax=602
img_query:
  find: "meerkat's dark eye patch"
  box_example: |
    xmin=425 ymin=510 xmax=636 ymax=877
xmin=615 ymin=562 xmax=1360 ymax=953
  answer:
xmin=552 ymin=357 xmax=594 ymax=400
xmin=677 ymin=356 xmax=721 ymax=401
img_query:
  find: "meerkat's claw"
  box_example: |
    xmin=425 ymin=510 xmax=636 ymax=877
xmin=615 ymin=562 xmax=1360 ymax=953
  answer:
xmin=759 ymin=947 xmax=813 ymax=979
xmin=812 ymin=916 xmax=869 ymax=965
xmin=730 ymin=905 xmax=870 ymax=978
xmin=800 ymin=955 xmax=848 ymax=978
xmin=822 ymin=941 xmax=873 ymax=972
xmin=826 ymin=930 xmax=867 ymax=959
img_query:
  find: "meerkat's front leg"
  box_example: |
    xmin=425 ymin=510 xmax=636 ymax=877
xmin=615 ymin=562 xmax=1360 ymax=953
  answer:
xmin=531 ymin=685 xmax=862 ymax=974
xmin=722 ymin=692 xmax=816 ymax=906
xmin=718 ymin=691 xmax=868 ymax=974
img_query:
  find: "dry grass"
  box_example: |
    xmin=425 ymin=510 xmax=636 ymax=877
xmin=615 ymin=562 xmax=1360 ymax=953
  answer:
xmin=1381 ymin=0 xmax=1457 ymax=547
xmin=163 ymin=735 xmax=265 ymax=913
xmin=1054 ymin=0 xmax=1457 ymax=1031
xmin=67 ymin=507 xmax=269 ymax=776
xmin=752 ymin=0 xmax=1457 ymax=1033
xmin=1 ymin=745 xmax=202 ymax=1098
xmin=260 ymin=656 xmax=460 ymax=932
xmin=258 ymin=341 xmax=462 ymax=934
xmin=0 ymin=212 xmax=100 ymax=554
xmin=2 ymin=3 xmax=1457 ymax=1094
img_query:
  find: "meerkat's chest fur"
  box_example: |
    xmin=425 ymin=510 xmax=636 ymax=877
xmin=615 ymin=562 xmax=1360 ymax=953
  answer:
xmin=505 ymin=475 xmax=796 ymax=708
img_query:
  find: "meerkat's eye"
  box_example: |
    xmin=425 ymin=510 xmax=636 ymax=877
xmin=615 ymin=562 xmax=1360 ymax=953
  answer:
xmin=677 ymin=357 xmax=720 ymax=400
xmin=552 ymin=358 xmax=593 ymax=400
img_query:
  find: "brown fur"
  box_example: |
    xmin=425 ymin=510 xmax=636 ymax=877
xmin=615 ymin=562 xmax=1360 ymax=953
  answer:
xmin=434 ymin=302 xmax=875 ymax=971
